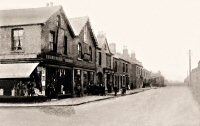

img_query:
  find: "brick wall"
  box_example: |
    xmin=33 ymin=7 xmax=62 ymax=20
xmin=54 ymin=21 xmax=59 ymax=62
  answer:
xmin=0 ymin=25 xmax=42 ymax=59
xmin=72 ymin=22 xmax=96 ymax=69
xmin=0 ymin=8 xmax=74 ymax=60
xmin=41 ymin=8 xmax=73 ymax=57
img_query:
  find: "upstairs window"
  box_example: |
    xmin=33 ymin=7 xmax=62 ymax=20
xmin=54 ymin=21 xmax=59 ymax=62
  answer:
xmin=98 ymin=52 xmax=102 ymax=66
xmin=49 ymin=31 xmax=56 ymax=52
xmin=78 ymin=43 xmax=82 ymax=59
xmin=106 ymin=54 xmax=111 ymax=68
xmin=126 ymin=64 xmax=128 ymax=73
xmin=89 ymin=47 xmax=92 ymax=61
xmin=123 ymin=63 xmax=125 ymax=72
xmin=64 ymin=36 xmax=68 ymax=55
xmin=84 ymin=26 xmax=88 ymax=43
xmin=114 ymin=61 xmax=118 ymax=72
xmin=12 ymin=29 xmax=24 ymax=50
xmin=56 ymin=15 xmax=61 ymax=27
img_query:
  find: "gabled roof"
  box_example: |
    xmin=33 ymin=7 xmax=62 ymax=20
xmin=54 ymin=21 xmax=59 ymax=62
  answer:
xmin=97 ymin=33 xmax=112 ymax=55
xmin=69 ymin=16 xmax=98 ymax=46
xmin=0 ymin=6 xmax=62 ymax=27
xmin=68 ymin=16 xmax=89 ymax=35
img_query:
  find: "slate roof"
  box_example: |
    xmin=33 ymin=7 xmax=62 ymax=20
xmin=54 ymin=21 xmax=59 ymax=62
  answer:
xmin=68 ymin=16 xmax=89 ymax=35
xmin=0 ymin=6 xmax=62 ymax=27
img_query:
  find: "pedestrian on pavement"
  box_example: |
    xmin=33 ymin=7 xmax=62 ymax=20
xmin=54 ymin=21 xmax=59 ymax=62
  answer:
xmin=121 ymin=85 xmax=126 ymax=96
xmin=76 ymin=84 xmax=82 ymax=97
xmin=102 ymin=84 xmax=105 ymax=96
xmin=113 ymin=85 xmax=118 ymax=96
xmin=99 ymin=83 xmax=103 ymax=96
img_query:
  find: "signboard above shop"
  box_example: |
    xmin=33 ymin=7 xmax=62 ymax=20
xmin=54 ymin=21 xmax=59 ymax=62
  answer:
xmin=44 ymin=54 xmax=73 ymax=63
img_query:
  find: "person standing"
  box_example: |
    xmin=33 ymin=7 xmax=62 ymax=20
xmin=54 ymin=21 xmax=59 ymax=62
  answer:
xmin=113 ymin=85 xmax=118 ymax=96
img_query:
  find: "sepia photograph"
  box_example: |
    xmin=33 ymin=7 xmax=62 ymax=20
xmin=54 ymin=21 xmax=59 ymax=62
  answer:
xmin=0 ymin=0 xmax=200 ymax=126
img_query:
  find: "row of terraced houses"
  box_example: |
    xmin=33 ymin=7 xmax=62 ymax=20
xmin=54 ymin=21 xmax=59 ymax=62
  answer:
xmin=0 ymin=5 xmax=163 ymax=98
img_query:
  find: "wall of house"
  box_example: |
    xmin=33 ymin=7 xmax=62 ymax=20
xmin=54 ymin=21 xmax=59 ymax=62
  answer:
xmin=72 ymin=22 xmax=96 ymax=70
xmin=0 ymin=25 xmax=42 ymax=59
xmin=41 ymin=8 xmax=73 ymax=57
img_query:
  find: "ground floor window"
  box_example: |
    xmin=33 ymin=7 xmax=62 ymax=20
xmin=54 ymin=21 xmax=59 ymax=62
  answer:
xmin=74 ymin=69 xmax=95 ymax=96
xmin=46 ymin=67 xmax=72 ymax=98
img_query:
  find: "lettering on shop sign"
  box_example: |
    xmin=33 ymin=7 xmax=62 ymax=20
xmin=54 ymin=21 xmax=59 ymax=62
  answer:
xmin=45 ymin=55 xmax=73 ymax=63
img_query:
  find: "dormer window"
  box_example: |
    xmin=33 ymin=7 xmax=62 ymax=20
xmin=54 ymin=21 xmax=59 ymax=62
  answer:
xmin=12 ymin=29 xmax=24 ymax=50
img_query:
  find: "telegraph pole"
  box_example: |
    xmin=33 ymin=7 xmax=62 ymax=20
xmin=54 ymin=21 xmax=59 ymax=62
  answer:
xmin=189 ymin=50 xmax=191 ymax=87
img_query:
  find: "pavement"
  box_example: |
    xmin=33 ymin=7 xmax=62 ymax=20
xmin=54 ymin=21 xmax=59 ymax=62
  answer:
xmin=0 ymin=87 xmax=153 ymax=107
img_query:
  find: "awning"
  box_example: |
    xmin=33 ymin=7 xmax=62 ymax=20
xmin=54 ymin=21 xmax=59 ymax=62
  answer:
xmin=0 ymin=63 xmax=39 ymax=79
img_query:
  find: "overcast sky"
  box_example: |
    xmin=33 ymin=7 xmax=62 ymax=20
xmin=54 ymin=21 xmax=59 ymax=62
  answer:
xmin=1 ymin=0 xmax=200 ymax=82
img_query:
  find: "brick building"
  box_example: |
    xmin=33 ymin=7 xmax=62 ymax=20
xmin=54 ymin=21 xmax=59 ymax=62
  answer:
xmin=129 ymin=53 xmax=143 ymax=88
xmin=109 ymin=43 xmax=130 ymax=90
xmin=69 ymin=16 xmax=97 ymax=96
xmin=96 ymin=32 xmax=113 ymax=93
xmin=0 ymin=6 xmax=75 ymax=97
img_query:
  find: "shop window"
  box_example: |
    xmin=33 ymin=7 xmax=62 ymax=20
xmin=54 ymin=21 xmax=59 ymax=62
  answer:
xmin=78 ymin=43 xmax=82 ymax=59
xmin=12 ymin=29 xmax=24 ymax=50
xmin=74 ymin=69 xmax=81 ymax=85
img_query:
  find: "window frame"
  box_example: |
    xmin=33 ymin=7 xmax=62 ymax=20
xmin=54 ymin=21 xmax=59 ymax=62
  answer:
xmin=89 ymin=46 xmax=92 ymax=61
xmin=12 ymin=28 xmax=24 ymax=51
xmin=56 ymin=15 xmax=61 ymax=27
xmin=98 ymin=52 xmax=102 ymax=66
xmin=78 ymin=43 xmax=82 ymax=59
xmin=49 ymin=31 xmax=55 ymax=52
xmin=64 ymin=36 xmax=68 ymax=55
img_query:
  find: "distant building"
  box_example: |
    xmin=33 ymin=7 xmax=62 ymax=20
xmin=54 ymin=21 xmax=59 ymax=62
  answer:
xmin=96 ymin=32 xmax=113 ymax=93
xmin=151 ymin=71 xmax=165 ymax=87
xmin=184 ymin=61 xmax=200 ymax=86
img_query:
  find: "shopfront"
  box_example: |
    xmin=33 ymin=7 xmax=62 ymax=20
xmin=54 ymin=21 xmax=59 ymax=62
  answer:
xmin=0 ymin=63 xmax=41 ymax=96
xmin=74 ymin=69 xmax=95 ymax=96
xmin=45 ymin=66 xmax=72 ymax=98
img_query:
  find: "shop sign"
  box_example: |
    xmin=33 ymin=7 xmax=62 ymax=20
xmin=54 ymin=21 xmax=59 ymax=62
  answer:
xmin=45 ymin=55 xmax=73 ymax=63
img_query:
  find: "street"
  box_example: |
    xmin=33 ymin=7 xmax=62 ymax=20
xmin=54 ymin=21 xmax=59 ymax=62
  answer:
xmin=0 ymin=86 xmax=200 ymax=126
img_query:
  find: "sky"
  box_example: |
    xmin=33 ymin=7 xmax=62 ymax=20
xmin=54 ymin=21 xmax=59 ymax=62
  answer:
xmin=1 ymin=0 xmax=200 ymax=82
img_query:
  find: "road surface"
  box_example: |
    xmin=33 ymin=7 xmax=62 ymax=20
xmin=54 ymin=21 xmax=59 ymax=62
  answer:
xmin=0 ymin=86 xmax=200 ymax=126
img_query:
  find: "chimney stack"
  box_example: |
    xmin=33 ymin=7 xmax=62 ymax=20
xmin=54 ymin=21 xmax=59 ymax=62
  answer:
xmin=131 ymin=52 xmax=136 ymax=60
xmin=50 ymin=2 xmax=53 ymax=6
xmin=46 ymin=3 xmax=50 ymax=7
xmin=123 ymin=46 xmax=128 ymax=56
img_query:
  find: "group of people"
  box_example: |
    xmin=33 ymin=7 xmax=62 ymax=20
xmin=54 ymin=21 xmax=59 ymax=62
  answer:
xmin=75 ymin=82 xmax=128 ymax=97
xmin=75 ymin=83 xmax=106 ymax=97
